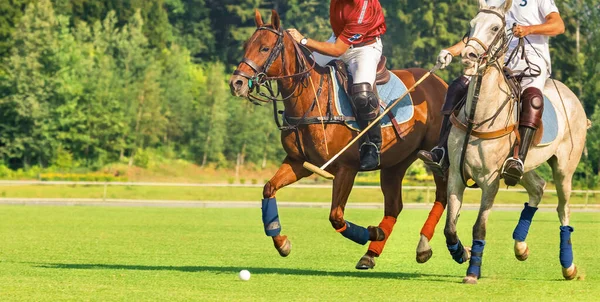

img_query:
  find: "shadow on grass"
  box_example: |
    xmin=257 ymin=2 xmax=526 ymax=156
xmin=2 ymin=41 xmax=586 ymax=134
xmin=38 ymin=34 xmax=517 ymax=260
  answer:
xmin=34 ymin=262 xmax=457 ymax=281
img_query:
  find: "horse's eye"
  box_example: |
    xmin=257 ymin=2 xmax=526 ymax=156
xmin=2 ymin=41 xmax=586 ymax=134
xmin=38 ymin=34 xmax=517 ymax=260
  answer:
xmin=492 ymin=26 xmax=500 ymax=32
xmin=261 ymin=46 xmax=270 ymax=52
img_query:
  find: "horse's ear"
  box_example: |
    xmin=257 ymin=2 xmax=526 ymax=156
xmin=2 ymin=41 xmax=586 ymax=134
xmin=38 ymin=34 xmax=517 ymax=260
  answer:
xmin=254 ymin=9 xmax=264 ymax=28
xmin=502 ymin=0 xmax=513 ymax=14
xmin=271 ymin=10 xmax=280 ymax=30
xmin=478 ymin=0 xmax=488 ymax=8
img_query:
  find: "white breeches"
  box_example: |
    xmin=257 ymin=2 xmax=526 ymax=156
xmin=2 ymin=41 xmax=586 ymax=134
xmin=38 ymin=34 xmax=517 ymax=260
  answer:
xmin=505 ymin=48 xmax=549 ymax=92
xmin=312 ymin=34 xmax=383 ymax=85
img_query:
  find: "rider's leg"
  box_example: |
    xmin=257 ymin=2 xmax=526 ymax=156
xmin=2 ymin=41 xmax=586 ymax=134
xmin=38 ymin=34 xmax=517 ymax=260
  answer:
xmin=344 ymin=39 xmax=383 ymax=170
xmin=503 ymin=86 xmax=544 ymax=185
xmin=418 ymin=76 xmax=470 ymax=176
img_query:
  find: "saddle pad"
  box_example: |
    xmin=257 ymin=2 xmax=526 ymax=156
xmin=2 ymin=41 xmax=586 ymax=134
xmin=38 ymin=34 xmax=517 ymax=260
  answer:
xmin=330 ymin=67 xmax=414 ymax=131
xmin=538 ymin=95 xmax=558 ymax=146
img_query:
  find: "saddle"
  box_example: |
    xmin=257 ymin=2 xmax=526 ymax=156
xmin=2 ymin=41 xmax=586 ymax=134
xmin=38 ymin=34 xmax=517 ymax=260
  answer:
xmin=328 ymin=55 xmax=391 ymax=96
xmin=328 ymin=55 xmax=402 ymax=138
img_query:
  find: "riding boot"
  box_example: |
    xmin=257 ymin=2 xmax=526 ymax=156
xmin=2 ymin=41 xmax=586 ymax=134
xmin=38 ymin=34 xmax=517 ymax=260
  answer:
xmin=502 ymin=87 xmax=544 ymax=186
xmin=351 ymin=83 xmax=381 ymax=171
xmin=417 ymin=76 xmax=470 ymax=177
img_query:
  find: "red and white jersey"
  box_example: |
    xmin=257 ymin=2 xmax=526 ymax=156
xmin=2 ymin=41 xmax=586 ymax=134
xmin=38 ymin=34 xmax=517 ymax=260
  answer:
xmin=330 ymin=0 xmax=387 ymax=45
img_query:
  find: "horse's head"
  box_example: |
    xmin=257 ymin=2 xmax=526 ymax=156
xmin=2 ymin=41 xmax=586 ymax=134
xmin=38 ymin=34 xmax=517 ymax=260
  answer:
xmin=462 ymin=0 xmax=512 ymax=70
xmin=229 ymin=10 xmax=285 ymax=98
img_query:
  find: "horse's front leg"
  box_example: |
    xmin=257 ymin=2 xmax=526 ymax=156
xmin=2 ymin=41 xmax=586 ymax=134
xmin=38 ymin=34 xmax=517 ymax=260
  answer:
xmin=263 ymin=156 xmax=312 ymax=257
xmin=356 ymin=159 xmax=413 ymax=270
xmin=512 ymin=171 xmax=545 ymax=261
xmin=416 ymin=172 xmax=448 ymax=263
xmin=329 ymin=166 xmax=383 ymax=253
xmin=444 ymin=167 xmax=470 ymax=265
xmin=463 ymin=181 xmax=499 ymax=284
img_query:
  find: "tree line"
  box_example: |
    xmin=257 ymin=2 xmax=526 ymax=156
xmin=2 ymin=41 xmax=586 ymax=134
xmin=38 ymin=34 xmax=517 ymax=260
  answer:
xmin=0 ymin=0 xmax=598 ymax=186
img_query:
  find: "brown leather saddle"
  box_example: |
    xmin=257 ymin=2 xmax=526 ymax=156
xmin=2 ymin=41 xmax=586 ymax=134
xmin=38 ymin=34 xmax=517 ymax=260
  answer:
xmin=327 ymin=55 xmax=402 ymax=137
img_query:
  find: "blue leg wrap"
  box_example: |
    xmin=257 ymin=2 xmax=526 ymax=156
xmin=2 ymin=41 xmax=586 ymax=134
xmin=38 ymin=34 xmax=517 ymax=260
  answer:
xmin=447 ymin=240 xmax=468 ymax=264
xmin=512 ymin=202 xmax=538 ymax=241
xmin=466 ymin=240 xmax=486 ymax=278
xmin=261 ymin=198 xmax=281 ymax=237
xmin=559 ymin=225 xmax=574 ymax=268
xmin=340 ymin=221 xmax=370 ymax=245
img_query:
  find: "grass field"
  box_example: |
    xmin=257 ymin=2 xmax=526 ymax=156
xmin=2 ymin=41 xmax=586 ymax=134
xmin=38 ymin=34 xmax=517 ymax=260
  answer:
xmin=0 ymin=184 xmax=597 ymax=205
xmin=0 ymin=205 xmax=597 ymax=301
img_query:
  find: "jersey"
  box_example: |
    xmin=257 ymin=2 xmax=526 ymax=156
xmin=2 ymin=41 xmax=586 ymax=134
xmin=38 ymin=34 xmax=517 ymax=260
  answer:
xmin=330 ymin=0 xmax=387 ymax=45
xmin=505 ymin=0 xmax=559 ymax=73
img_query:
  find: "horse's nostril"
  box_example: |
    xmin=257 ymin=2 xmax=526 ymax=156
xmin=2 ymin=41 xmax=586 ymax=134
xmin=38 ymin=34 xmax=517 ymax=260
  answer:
xmin=468 ymin=52 xmax=479 ymax=60
xmin=234 ymin=80 xmax=244 ymax=89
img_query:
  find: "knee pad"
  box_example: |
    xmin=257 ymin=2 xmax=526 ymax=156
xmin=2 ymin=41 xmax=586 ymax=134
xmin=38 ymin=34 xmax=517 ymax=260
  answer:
xmin=520 ymin=87 xmax=544 ymax=129
xmin=442 ymin=76 xmax=470 ymax=114
xmin=351 ymin=83 xmax=379 ymax=121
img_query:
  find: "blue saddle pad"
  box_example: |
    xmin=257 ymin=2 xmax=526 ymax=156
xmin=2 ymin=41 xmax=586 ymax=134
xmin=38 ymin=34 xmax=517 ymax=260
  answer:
xmin=539 ymin=95 xmax=558 ymax=146
xmin=330 ymin=67 xmax=413 ymax=131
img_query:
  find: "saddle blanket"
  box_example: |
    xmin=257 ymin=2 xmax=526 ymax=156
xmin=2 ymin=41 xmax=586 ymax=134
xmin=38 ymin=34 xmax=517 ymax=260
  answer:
xmin=538 ymin=95 xmax=558 ymax=146
xmin=329 ymin=66 xmax=413 ymax=132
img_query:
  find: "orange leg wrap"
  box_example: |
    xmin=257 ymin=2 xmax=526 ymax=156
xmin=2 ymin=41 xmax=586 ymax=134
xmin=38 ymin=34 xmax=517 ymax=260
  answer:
xmin=420 ymin=201 xmax=445 ymax=241
xmin=367 ymin=216 xmax=397 ymax=256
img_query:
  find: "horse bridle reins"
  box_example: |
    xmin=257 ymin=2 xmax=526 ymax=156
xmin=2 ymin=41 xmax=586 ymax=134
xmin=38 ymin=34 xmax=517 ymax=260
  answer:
xmin=233 ymin=26 xmax=316 ymax=105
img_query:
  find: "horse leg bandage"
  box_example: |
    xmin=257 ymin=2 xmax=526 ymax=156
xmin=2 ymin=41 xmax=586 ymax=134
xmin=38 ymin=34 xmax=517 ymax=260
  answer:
xmin=447 ymin=240 xmax=468 ymax=264
xmin=420 ymin=201 xmax=445 ymax=240
xmin=368 ymin=216 xmax=397 ymax=256
xmin=512 ymin=202 xmax=538 ymax=241
xmin=466 ymin=240 xmax=486 ymax=278
xmin=261 ymin=198 xmax=281 ymax=237
xmin=338 ymin=221 xmax=370 ymax=245
xmin=559 ymin=226 xmax=574 ymax=268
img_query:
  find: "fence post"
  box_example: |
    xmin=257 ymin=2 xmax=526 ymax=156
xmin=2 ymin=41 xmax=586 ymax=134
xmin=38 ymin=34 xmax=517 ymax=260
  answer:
xmin=103 ymin=183 xmax=108 ymax=201
xmin=585 ymin=190 xmax=590 ymax=209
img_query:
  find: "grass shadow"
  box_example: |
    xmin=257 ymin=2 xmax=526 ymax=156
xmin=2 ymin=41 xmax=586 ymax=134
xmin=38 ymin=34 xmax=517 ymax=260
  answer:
xmin=33 ymin=262 xmax=458 ymax=282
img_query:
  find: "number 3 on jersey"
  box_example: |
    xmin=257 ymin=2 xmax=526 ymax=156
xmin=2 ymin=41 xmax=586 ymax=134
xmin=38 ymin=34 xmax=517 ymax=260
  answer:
xmin=520 ymin=0 xmax=527 ymax=6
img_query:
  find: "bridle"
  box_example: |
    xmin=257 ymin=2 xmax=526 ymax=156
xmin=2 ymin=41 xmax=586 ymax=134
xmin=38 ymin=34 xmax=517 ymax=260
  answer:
xmin=233 ymin=26 xmax=316 ymax=105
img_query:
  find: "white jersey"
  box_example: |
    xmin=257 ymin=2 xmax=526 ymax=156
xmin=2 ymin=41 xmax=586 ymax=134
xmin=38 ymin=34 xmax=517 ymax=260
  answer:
xmin=505 ymin=0 xmax=559 ymax=73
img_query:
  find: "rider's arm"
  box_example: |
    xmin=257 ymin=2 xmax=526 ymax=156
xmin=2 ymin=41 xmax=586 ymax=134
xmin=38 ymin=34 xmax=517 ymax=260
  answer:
xmin=445 ymin=40 xmax=467 ymax=57
xmin=517 ymin=12 xmax=565 ymax=37
xmin=305 ymin=37 xmax=350 ymax=57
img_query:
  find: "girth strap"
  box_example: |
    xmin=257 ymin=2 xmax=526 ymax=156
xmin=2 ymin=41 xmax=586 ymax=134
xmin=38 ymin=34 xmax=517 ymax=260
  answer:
xmin=450 ymin=114 xmax=516 ymax=140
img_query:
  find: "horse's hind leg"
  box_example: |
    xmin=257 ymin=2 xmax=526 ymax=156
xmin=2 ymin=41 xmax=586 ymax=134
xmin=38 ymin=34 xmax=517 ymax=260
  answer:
xmin=548 ymin=156 xmax=578 ymax=280
xmin=512 ymin=171 xmax=545 ymax=261
xmin=416 ymin=173 xmax=447 ymax=263
xmin=355 ymin=158 xmax=413 ymax=269
xmin=263 ymin=156 xmax=312 ymax=257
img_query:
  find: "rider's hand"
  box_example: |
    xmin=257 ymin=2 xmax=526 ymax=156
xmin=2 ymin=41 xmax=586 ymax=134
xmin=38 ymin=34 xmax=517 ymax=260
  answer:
xmin=286 ymin=29 xmax=304 ymax=43
xmin=513 ymin=24 xmax=531 ymax=38
xmin=437 ymin=49 xmax=453 ymax=69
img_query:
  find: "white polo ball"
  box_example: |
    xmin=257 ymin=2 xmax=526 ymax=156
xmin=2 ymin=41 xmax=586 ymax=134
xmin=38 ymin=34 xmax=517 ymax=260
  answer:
xmin=239 ymin=269 xmax=251 ymax=281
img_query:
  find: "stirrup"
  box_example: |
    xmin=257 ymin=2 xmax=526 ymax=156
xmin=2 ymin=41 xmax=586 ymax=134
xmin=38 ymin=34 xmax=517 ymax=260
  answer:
xmin=501 ymin=157 xmax=524 ymax=186
xmin=359 ymin=141 xmax=380 ymax=153
xmin=419 ymin=147 xmax=446 ymax=178
xmin=359 ymin=142 xmax=381 ymax=170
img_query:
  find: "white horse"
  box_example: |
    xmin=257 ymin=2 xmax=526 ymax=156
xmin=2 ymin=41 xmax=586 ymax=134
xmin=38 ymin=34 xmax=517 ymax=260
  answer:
xmin=444 ymin=0 xmax=590 ymax=284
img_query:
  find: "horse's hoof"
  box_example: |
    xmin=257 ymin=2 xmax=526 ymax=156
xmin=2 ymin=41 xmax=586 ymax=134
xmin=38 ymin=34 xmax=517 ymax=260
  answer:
xmin=562 ymin=264 xmax=577 ymax=280
xmin=368 ymin=226 xmax=386 ymax=241
xmin=514 ymin=241 xmax=529 ymax=261
xmin=416 ymin=249 xmax=433 ymax=263
xmin=275 ymin=237 xmax=292 ymax=257
xmin=462 ymin=274 xmax=478 ymax=284
xmin=464 ymin=246 xmax=472 ymax=262
xmin=355 ymin=255 xmax=375 ymax=270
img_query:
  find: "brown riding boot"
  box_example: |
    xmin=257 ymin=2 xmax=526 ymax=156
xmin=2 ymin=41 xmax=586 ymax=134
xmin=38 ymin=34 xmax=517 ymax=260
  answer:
xmin=418 ymin=76 xmax=470 ymax=177
xmin=502 ymin=87 xmax=544 ymax=186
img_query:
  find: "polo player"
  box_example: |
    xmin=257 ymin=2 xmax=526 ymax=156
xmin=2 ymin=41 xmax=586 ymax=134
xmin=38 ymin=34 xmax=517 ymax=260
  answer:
xmin=418 ymin=0 xmax=565 ymax=186
xmin=287 ymin=0 xmax=387 ymax=170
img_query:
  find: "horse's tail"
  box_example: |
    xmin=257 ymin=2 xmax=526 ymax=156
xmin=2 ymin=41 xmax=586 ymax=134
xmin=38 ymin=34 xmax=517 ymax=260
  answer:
xmin=587 ymin=119 xmax=592 ymax=130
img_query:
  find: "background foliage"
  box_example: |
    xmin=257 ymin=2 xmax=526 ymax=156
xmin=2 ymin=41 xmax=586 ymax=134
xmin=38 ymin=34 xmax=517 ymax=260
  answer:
xmin=0 ymin=0 xmax=598 ymax=187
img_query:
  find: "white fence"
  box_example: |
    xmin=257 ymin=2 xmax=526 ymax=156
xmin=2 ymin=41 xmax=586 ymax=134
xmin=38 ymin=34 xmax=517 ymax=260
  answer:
xmin=0 ymin=180 xmax=597 ymax=207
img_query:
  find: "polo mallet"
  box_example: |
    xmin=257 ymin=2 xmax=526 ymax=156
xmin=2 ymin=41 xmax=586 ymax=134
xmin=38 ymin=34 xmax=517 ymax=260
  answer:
xmin=303 ymin=63 xmax=442 ymax=180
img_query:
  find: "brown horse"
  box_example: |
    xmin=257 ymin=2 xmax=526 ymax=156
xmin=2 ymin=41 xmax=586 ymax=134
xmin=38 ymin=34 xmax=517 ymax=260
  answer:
xmin=229 ymin=10 xmax=449 ymax=268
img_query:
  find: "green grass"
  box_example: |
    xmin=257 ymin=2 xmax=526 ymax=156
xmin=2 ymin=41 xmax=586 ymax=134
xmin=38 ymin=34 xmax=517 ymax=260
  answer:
xmin=0 ymin=205 xmax=598 ymax=301
xmin=0 ymin=184 xmax=597 ymax=205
